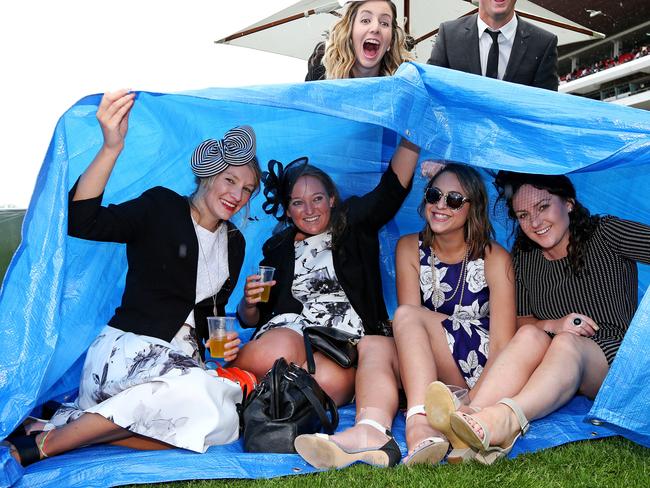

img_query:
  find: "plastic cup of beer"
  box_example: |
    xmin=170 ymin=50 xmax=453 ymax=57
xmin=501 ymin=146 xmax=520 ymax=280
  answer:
xmin=446 ymin=384 xmax=470 ymax=407
xmin=207 ymin=316 xmax=235 ymax=359
xmin=258 ymin=266 xmax=275 ymax=303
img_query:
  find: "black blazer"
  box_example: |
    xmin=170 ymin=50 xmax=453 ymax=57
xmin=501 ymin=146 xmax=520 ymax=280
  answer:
xmin=248 ymin=164 xmax=411 ymax=336
xmin=68 ymin=182 xmax=245 ymax=353
xmin=427 ymin=14 xmax=558 ymax=91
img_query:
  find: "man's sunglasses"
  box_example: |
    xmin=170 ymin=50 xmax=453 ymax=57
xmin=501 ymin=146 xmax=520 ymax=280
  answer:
xmin=424 ymin=187 xmax=470 ymax=210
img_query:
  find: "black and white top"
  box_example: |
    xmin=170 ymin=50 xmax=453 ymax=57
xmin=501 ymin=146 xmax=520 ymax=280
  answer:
xmin=514 ymin=216 xmax=650 ymax=364
xmin=254 ymin=231 xmax=364 ymax=338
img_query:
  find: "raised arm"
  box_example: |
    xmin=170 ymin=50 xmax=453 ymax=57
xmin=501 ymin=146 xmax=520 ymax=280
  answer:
xmin=72 ymin=90 xmax=135 ymax=201
xmin=391 ymin=138 xmax=420 ymax=189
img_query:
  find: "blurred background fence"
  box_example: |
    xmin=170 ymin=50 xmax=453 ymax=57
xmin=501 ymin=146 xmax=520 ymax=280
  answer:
xmin=0 ymin=209 xmax=24 ymax=280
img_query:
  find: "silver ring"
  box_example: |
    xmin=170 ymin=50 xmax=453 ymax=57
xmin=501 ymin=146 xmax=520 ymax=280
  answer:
xmin=573 ymin=317 xmax=582 ymax=327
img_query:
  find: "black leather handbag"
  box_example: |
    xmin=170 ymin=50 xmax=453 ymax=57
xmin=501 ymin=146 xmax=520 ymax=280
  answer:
xmin=238 ymin=357 xmax=339 ymax=453
xmin=303 ymin=326 xmax=361 ymax=374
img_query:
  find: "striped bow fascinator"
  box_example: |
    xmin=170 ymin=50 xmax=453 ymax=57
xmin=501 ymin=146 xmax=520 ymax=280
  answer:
xmin=191 ymin=125 xmax=257 ymax=178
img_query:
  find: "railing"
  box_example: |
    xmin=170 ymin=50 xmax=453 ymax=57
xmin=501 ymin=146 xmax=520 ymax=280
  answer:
xmin=584 ymin=76 xmax=650 ymax=101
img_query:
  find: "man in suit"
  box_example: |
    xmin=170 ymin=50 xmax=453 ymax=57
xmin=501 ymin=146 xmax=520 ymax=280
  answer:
xmin=427 ymin=0 xmax=558 ymax=91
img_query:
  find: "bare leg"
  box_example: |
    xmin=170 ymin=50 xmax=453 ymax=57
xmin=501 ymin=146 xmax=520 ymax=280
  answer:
xmin=460 ymin=333 xmax=609 ymax=448
xmin=469 ymin=325 xmax=551 ymax=409
xmin=109 ymin=435 xmax=173 ymax=450
xmin=305 ymin=353 xmax=356 ymax=406
xmin=232 ymin=328 xmax=305 ymax=379
xmin=325 ymin=336 xmax=399 ymax=450
xmin=392 ymin=304 xmax=465 ymax=452
xmin=7 ymin=413 xmax=175 ymax=464
xmin=7 ymin=413 xmax=131 ymax=464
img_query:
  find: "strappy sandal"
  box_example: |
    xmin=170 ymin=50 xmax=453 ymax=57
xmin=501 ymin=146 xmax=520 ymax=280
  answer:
xmin=424 ymin=382 xmax=469 ymax=451
xmin=2 ymin=431 xmax=49 ymax=466
xmin=294 ymin=418 xmax=401 ymax=469
xmin=402 ymin=405 xmax=449 ymax=466
xmin=424 ymin=382 xmax=489 ymax=464
xmin=450 ymin=398 xmax=529 ymax=465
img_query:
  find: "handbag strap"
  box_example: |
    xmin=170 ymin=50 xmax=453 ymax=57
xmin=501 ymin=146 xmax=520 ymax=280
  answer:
xmin=270 ymin=358 xmax=286 ymax=419
xmin=303 ymin=332 xmax=317 ymax=375
xmin=288 ymin=366 xmax=339 ymax=433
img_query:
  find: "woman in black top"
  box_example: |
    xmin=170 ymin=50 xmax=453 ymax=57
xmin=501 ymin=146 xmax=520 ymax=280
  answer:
xmin=3 ymin=90 xmax=262 ymax=466
xmin=234 ymin=138 xmax=420 ymax=405
xmin=437 ymin=171 xmax=650 ymax=465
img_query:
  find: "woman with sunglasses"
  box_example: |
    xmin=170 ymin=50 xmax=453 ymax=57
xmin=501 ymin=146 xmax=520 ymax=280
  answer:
xmin=390 ymin=163 xmax=516 ymax=465
xmin=294 ymin=163 xmax=515 ymax=468
xmin=234 ymin=138 xmax=420 ymax=409
xmin=426 ymin=171 xmax=650 ymax=465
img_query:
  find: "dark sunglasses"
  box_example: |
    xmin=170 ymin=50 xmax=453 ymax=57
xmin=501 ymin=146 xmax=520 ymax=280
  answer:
xmin=424 ymin=187 xmax=470 ymax=210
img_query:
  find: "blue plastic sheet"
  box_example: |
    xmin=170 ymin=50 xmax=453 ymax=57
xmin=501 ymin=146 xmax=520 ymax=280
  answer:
xmin=1 ymin=62 xmax=650 ymax=486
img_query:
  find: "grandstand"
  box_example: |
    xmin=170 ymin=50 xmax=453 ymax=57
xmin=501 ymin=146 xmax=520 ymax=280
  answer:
xmin=538 ymin=0 xmax=650 ymax=109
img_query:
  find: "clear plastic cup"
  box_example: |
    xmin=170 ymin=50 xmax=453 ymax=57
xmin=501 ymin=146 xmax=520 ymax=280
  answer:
xmin=207 ymin=316 xmax=235 ymax=358
xmin=446 ymin=384 xmax=470 ymax=407
xmin=257 ymin=266 xmax=275 ymax=303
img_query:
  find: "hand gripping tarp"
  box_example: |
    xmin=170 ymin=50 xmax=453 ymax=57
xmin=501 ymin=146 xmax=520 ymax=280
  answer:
xmin=1 ymin=62 xmax=649 ymax=487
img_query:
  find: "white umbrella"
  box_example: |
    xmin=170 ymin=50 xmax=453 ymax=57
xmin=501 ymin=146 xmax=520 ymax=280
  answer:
xmin=216 ymin=0 xmax=604 ymax=63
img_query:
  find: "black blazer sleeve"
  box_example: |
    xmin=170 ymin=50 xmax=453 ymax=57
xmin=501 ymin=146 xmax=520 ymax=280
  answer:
xmin=427 ymin=22 xmax=449 ymax=67
xmin=345 ymin=162 xmax=412 ymax=231
xmin=533 ymin=34 xmax=559 ymax=91
xmin=68 ymin=179 xmax=155 ymax=243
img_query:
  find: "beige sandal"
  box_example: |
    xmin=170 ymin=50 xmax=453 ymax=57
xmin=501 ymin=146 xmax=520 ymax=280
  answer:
xmin=449 ymin=398 xmax=529 ymax=465
xmin=424 ymin=381 xmax=469 ymax=451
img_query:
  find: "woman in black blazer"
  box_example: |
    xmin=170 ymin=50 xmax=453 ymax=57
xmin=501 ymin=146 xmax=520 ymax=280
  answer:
xmin=4 ymin=90 xmax=261 ymax=466
xmin=234 ymin=138 xmax=419 ymax=406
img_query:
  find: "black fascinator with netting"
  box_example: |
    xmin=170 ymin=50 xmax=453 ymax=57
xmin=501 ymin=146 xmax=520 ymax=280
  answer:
xmin=262 ymin=157 xmax=309 ymax=222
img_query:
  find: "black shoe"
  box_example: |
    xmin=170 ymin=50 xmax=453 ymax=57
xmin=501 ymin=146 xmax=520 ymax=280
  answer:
xmin=4 ymin=432 xmax=44 ymax=466
xmin=294 ymin=418 xmax=402 ymax=469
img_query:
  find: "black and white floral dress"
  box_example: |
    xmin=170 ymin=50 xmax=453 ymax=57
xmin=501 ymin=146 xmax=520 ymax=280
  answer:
xmin=419 ymin=234 xmax=490 ymax=388
xmin=46 ymin=221 xmax=241 ymax=453
xmin=254 ymin=231 xmax=364 ymax=338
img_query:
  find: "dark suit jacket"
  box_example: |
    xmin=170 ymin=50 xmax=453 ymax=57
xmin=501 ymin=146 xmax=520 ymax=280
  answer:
xmin=427 ymin=13 xmax=558 ymax=91
xmin=247 ymin=164 xmax=411 ymax=337
xmin=68 ymin=182 xmax=244 ymax=354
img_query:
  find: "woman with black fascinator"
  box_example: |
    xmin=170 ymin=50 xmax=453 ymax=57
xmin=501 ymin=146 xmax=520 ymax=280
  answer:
xmin=429 ymin=171 xmax=650 ymax=466
xmin=233 ymin=138 xmax=420 ymax=408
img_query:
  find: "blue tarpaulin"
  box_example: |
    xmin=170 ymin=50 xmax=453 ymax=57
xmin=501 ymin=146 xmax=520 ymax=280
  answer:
xmin=1 ymin=62 xmax=649 ymax=487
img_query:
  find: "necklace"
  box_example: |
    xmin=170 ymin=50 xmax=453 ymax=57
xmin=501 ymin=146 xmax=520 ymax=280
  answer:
xmin=193 ymin=214 xmax=220 ymax=316
xmin=430 ymin=247 xmax=468 ymax=312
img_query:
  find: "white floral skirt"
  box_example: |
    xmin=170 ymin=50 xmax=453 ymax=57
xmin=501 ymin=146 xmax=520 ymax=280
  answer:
xmin=47 ymin=325 xmax=241 ymax=452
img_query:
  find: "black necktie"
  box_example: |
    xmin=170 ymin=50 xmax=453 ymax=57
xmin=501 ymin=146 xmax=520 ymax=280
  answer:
xmin=486 ymin=30 xmax=501 ymax=79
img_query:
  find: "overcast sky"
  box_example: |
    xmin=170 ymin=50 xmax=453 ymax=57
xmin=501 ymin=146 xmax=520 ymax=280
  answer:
xmin=1 ymin=0 xmax=306 ymax=208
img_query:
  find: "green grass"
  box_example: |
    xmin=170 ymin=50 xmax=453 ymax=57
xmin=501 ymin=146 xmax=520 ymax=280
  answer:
xmin=130 ymin=437 xmax=648 ymax=488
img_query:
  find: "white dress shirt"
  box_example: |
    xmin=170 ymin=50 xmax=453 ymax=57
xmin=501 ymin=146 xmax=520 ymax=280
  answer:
xmin=477 ymin=14 xmax=518 ymax=79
